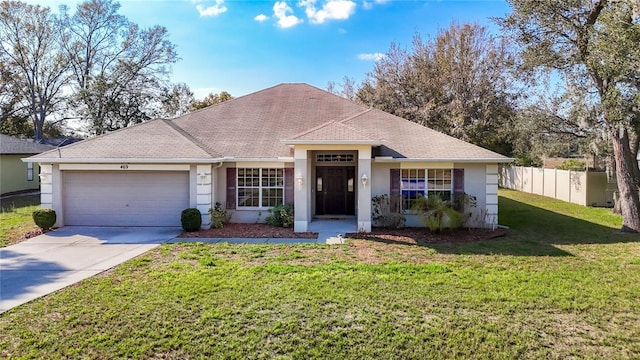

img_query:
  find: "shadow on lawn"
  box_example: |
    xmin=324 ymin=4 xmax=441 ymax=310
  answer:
xmin=356 ymin=196 xmax=638 ymax=257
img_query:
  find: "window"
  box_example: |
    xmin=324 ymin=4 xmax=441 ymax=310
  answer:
xmin=427 ymin=169 xmax=452 ymax=201
xmin=316 ymin=153 xmax=354 ymax=163
xmin=237 ymin=168 xmax=284 ymax=208
xmin=400 ymin=168 xmax=452 ymax=210
xmin=27 ymin=162 xmax=34 ymax=181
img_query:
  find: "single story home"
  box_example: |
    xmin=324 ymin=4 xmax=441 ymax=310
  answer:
xmin=1 ymin=134 xmax=54 ymax=196
xmin=26 ymin=83 xmax=511 ymax=231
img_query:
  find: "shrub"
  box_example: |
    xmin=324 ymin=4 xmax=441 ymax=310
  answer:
xmin=556 ymin=159 xmax=587 ymax=171
xmin=412 ymin=194 xmax=462 ymax=233
xmin=209 ymin=202 xmax=230 ymax=229
xmin=32 ymin=209 xmax=56 ymax=230
xmin=181 ymin=208 xmax=202 ymax=232
xmin=372 ymin=194 xmax=405 ymax=228
xmin=265 ymin=204 xmax=294 ymax=228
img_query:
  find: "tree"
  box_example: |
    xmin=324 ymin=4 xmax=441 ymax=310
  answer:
xmin=59 ymin=0 xmax=178 ymax=135
xmin=190 ymin=91 xmax=234 ymax=111
xmin=327 ymin=76 xmax=357 ymax=101
xmin=357 ymin=23 xmax=518 ymax=154
xmin=155 ymin=82 xmax=194 ymax=118
xmin=0 ymin=1 xmax=69 ymax=141
xmin=498 ymin=0 xmax=640 ymax=232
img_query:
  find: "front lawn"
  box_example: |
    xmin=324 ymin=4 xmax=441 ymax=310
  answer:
xmin=1 ymin=189 xmax=639 ymax=358
xmin=0 ymin=194 xmax=40 ymax=247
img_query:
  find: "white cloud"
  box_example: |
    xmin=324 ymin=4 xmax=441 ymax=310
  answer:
xmin=193 ymin=0 xmax=227 ymax=16
xmin=254 ymin=14 xmax=269 ymax=22
xmin=273 ymin=1 xmax=303 ymax=28
xmin=363 ymin=0 xmax=388 ymax=10
xmin=299 ymin=0 xmax=356 ymax=24
xmin=357 ymin=52 xmax=385 ymax=61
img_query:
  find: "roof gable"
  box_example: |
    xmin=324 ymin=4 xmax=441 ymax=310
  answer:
xmin=284 ymin=116 xmax=382 ymax=144
xmin=31 ymin=119 xmax=216 ymax=160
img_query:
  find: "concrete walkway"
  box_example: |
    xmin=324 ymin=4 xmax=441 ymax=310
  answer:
xmin=0 ymin=226 xmax=181 ymax=313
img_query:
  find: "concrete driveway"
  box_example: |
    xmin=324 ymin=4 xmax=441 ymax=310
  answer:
xmin=0 ymin=226 xmax=181 ymax=313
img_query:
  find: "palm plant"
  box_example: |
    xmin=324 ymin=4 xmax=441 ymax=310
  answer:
xmin=412 ymin=194 xmax=463 ymax=233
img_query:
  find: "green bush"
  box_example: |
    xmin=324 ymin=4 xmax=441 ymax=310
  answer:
xmin=372 ymin=194 xmax=405 ymax=228
xmin=209 ymin=202 xmax=229 ymax=229
xmin=412 ymin=195 xmax=463 ymax=233
xmin=32 ymin=209 xmax=56 ymax=230
xmin=265 ymin=204 xmax=294 ymax=228
xmin=556 ymin=159 xmax=587 ymax=171
xmin=181 ymin=208 xmax=202 ymax=232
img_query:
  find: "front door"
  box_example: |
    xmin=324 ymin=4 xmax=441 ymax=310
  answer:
xmin=316 ymin=166 xmax=355 ymax=215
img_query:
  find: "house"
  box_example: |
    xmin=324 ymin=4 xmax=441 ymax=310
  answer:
xmin=26 ymin=83 xmax=511 ymax=231
xmin=1 ymin=134 xmax=54 ymax=196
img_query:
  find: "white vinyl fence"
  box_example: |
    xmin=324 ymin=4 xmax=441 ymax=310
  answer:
xmin=499 ymin=166 xmax=617 ymax=207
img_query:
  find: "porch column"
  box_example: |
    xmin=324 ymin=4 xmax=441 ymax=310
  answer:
xmin=294 ymin=148 xmax=309 ymax=232
xmin=196 ymin=164 xmax=213 ymax=228
xmin=486 ymin=164 xmax=499 ymax=229
xmin=357 ymin=148 xmax=372 ymax=232
xmin=39 ymin=163 xmax=63 ymax=227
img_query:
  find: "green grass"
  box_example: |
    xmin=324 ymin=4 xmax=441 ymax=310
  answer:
xmin=0 ymin=194 xmax=40 ymax=247
xmin=1 ymin=189 xmax=639 ymax=359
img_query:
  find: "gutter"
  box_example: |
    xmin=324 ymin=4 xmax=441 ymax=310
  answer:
xmin=21 ymin=157 xmax=233 ymax=164
xmin=373 ymin=157 xmax=515 ymax=163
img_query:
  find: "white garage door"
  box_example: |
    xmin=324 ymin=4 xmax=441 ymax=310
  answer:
xmin=63 ymin=171 xmax=190 ymax=226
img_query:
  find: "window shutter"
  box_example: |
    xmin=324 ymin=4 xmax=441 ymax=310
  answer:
xmin=390 ymin=168 xmax=401 ymax=212
xmin=453 ymin=168 xmax=464 ymax=195
xmin=284 ymin=168 xmax=294 ymax=205
xmin=226 ymin=167 xmax=236 ymax=210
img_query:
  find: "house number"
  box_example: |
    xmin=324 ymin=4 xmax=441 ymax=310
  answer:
xmin=120 ymin=164 xmax=129 ymax=170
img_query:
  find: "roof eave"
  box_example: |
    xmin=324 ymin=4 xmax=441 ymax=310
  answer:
xmin=373 ymin=157 xmax=514 ymax=163
xmin=22 ymin=157 xmax=229 ymax=164
xmin=282 ymin=140 xmax=384 ymax=146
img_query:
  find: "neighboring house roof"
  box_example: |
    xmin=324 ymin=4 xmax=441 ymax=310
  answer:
xmin=0 ymin=134 xmax=54 ymax=155
xmin=30 ymin=83 xmax=511 ymax=163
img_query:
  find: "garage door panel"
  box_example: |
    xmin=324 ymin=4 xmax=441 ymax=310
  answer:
xmin=63 ymin=171 xmax=190 ymax=226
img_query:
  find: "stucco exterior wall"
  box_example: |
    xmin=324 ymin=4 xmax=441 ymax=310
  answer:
xmin=215 ymin=161 xmax=294 ymax=224
xmin=1 ymin=155 xmax=40 ymax=195
xmin=371 ymin=161 xmax=495 ymax=228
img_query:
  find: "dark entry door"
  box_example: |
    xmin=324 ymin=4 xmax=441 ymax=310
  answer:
xmin=316 ymin=167 xmax=355 ymax=215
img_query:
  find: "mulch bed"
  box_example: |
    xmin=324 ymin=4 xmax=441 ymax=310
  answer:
xmin=179 ymin=223 xmax=318 ymax=239
xmin=179 ymin=223 xmax=507 ymax=243
xmin=24 ymin=229 xmax=46 ymax=239
xmin=346 ymin=227 xmax=507 ymax=245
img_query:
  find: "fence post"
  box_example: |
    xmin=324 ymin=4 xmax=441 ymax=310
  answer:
xmin=568 ymin=170 xmax=572 ymax=203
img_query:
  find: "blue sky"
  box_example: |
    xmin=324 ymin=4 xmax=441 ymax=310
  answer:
xmin=28 ymin=0 xmax=512 ymax=98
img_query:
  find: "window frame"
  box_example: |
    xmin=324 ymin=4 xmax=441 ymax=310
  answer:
xmin=236 ymin=167 xmax=284 ymax=209
xmin=400 ymin=168 xmax=453 ymax=212
xmin=27 ymin=162 xmax=34 ymax=181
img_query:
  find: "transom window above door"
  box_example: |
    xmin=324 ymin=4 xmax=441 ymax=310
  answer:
xmin=316 ymin=153 xmax=355 ymax=163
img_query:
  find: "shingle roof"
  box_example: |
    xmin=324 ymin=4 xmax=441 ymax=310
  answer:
xmin=29 ymin=83 xmax=510 ymax=162
xmin=285 ymin=116 xmax=381 ymax=143
xmin=31 ymin=119 xmax=216 ymax=160
xmin=0 ymin=134 xmax=54 ymax=154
